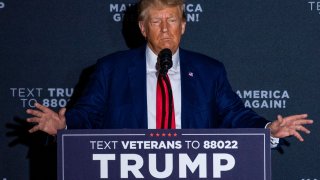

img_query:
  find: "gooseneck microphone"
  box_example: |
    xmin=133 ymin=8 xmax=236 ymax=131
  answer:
xmin=158 ymin=48 xmax=173 ymax=76
xmin=157 ymin=48 xmax=174 ymax=129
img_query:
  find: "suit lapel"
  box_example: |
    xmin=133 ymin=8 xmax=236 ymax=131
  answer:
xmin=180 ymin=49 xmax=199 ymax=128
xmin=128 ymin=47 xmax=148 ymax=128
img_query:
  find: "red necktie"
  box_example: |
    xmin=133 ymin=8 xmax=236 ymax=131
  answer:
xmin=156 ymin=74 xmax=176 ymax=129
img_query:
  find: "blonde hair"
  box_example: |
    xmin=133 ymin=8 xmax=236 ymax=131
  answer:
xmin=138 ymin=0 xmax=186 ymax=21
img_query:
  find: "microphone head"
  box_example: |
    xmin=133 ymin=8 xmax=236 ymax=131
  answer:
xmin=158 ymin=48 xmax=173 ymax=76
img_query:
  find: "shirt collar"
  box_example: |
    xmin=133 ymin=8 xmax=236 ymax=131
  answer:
xmin=146 ymin=46 xmax=180 ymax=74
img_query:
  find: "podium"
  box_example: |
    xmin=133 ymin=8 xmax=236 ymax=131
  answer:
xmin=58 ymin=129 xmax=271 ymax=180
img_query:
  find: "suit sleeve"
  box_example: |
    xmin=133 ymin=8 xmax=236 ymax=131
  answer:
xmin=65 ymin=60 xmax=109 ymax=129
xmin=215 ymin=64 xmax=270 ymax=128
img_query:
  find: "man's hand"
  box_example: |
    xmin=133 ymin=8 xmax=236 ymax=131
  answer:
xmin=268 ymin=114 xmax=313 ymax=141
xmin=26 ymin=103 xmax=67 ymax=136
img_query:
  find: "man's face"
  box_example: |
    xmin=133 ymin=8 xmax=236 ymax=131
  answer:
xmin=139 ymin=6 xmax=186 ymax=55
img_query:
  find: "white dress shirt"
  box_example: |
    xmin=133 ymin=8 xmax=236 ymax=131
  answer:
xmin=146 ymin=46 xmax=181 ymax=129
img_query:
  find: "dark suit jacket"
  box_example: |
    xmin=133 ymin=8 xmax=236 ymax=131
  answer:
xmin=66 ymin=46 xmax=269 ymax=129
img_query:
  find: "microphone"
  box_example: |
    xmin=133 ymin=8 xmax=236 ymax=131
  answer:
xmin=158 ymin=48 xmax=172 ymax=76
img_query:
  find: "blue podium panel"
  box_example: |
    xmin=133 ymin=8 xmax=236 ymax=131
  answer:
xmin=58 ymin=129 xmax=270 ymax=180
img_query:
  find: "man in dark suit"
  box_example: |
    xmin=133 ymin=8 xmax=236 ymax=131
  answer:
xmin=26 ymin=0 xmax=312 ymax=143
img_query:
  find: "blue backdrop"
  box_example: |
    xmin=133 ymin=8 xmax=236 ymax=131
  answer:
xmin=1 ymin=0 xmax=319 ymax=179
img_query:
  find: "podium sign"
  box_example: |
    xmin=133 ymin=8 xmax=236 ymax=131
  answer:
xmin=58 ymin=129 xmax=270 ymax=180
